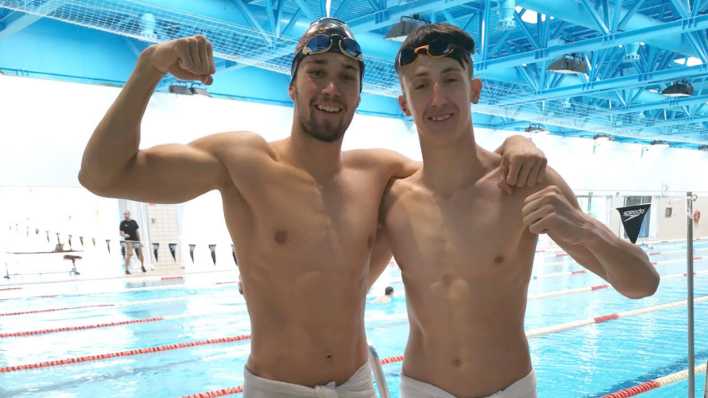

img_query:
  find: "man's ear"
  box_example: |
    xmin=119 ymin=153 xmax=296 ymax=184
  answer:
xmin=288 ymin=82 xmax=296 ymax=102
xmin=398 ymin=94 xmax=412 ymax=116
xmin=470 ymin=78 xmax=482 ymax=104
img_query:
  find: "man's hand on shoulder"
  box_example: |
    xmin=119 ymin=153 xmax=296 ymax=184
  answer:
xmin=496 ymin=135 xmax=547 ymax=194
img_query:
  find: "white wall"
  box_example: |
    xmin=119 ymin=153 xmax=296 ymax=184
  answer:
xmin=2 ymin=75 xmax=708 ymax=253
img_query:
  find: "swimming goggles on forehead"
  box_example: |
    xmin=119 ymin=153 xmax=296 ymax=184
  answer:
xmin=300 ymin=33 xmax=363 ymax=61
xmin=291 ymin=17 xmax=365 ymax=89
xmin=396 ymin=38 xmax=473 ymax=68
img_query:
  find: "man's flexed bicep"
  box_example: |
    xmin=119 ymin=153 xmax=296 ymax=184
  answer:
xmin=82 ymin=132 xmax=255 ymax=204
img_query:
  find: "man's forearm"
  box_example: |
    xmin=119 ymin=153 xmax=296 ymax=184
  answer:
xmin=79 ymin=51 xmax=164 ymax=189
xmin=581 ymin=217 xmax=659 ymax=298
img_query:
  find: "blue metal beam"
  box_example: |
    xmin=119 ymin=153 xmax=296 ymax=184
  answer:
xmin=617 ymin=0 xmax=647 ymax=31
xmin=610 ymin=94 xmax=708 ymax=115
xmin=265 ymin=0 xmax=276 ymax=33
xmin=346 ymin=0 xmax=477 ymax=33
xmin=0 ymin=0 xmax=62 ymax=39
xmin=611 ymin=0 xmax=622 ymax=31
xmin=480 ymin=0 xmax=492 ymax=61
xmin=669 ymin=0 xmax=690 ymax=17
xmin=516 ymin=66 xmax=539 ymax=92
xmin=476 ymin=14 xmax=708 ymax=72
xmin=226 ymin=0 xmax=476 ymax=73
xmin=472 ymin=103 xmax=707 ymax=145
xmin=497 ymin=63 xmax=708 ymax=106
xmin=513 ymin=10 xmax=540 ymax=48
xmin=641 ymin=114 xmax=708 ymax=130
xmin=292 ymin=0 xmax=317 ymax=19
xmin=579 ymin=0 xmax=610 ymax=34
xmin=519 ymin=0 xmax=698 ymax=57
xmin=231 ymin=0 xmax=272 ymax=46
xmin=692 ymin=0 xmax=703 ymax=16
xmin=686 ymin=32 xmax=708 ymax=63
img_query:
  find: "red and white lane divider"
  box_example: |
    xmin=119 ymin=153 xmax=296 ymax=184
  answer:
xmin=602 ymin=363 xmax=707 ymax=397
xmin=0 ymin=334 xmax=251 ymax=374
xmin=532 ymin=269 xmax=590 ymax=279
xmin=182 ymin=386 xmax=244 ymax=398
xmin=0 ymin=316 xmax=164 ymax=338
xmin=529 ymin=269 xmax=708 ymax=301
xmin=526 ymin=296 xmax=708 ymax=338
xmin=0 ymin=307 xmax=242 ymax=339
xmin=0 ymin=274 xmax=243 ymax=301
xmin=6 ymin=294 xmax=708 ymax=374
xmin=529 ymin=284 xmax=609 ymax=300
xmin=534 ymin=256 xmax=707 ymax=279
xmin=0 ymin=304 xmax=114 ymax=317
xmin=0 ymin=290 xmax=245 ymax=319
xmin=4 ymin=269 xmax=708 ymax=340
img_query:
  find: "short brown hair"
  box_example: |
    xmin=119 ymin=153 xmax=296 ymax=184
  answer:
xmin=395 ymin=23 xmax=475 ymax=75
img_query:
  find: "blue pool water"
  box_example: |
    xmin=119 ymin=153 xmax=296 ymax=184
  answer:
xmin=1 ymin=239 xmax=707 ymax=397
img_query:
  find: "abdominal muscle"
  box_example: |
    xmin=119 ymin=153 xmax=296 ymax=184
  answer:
xmin=241 ymin=253 xmax=371 ymax=387
xmin=401 ymin=271 xmax=533 ymax=397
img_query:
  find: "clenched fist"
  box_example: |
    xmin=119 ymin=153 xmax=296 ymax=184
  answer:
xmin=143 ymin=35 xmax=216 ymax=85
xmin=521 ymin=185 xmax=592 ymax=245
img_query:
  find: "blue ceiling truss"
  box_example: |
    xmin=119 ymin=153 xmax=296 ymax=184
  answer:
xmin=0 ymin=0 xmax=706 ymax=148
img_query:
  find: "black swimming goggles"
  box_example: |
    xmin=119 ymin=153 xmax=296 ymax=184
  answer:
xmin=396 ymin=38 xmax=473 ymax=69
xmin=291 ymin=18 xmax=364 ymax=86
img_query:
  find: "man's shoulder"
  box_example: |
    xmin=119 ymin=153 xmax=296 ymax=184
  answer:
xmin=193 ymin=131 xmax=272 ymax=155
xmin=343 ymin=148 xmax=411 ymax=169
xmin=383 ymin=172 xmax=422 ymax=208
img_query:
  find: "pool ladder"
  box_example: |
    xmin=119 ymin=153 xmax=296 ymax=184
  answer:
xmin=368 ymin=345 xmax=390 ymax=398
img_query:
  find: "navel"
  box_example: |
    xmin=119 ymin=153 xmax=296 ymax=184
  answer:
xmin=274 ymin=230 xmax=288 ymax=245
xmin=493 ymin=255 xmax=505 ymax=264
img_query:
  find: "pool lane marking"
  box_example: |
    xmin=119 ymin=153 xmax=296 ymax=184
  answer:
xmin=528 ymin=269 xmax=708 ymax=300
xmin=533 ymin=256 xmax=707 ymax=279
xmin=0 ymin=307 xmax=246 ymax=339
xmin=602 ymin=363 xmax=707 ymax=398
xmin=0 ymin=267 xmax=236 ymax=290
xmin=3 ymin=269 xmax=707 ymax=339
xmin=0 ymin=316 xmax=165 ymax=338
xmin=0 ymin=334 xmax=252 ymax=373
xmin=525 ymin=296 xmax=708 ymax=337
xmin=181 ymin=386 xmax=244 ymax=398
xmin=0 ymin=304 xmax=115 ymax=317
xmin=3 ymin=294 xmax=708 ymax=374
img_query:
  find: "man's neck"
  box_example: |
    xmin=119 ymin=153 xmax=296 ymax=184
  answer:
xmin=419 ymin=126 xmax=486 ymax=196
xmin=284 ymin=126 xmax=344 ymax=182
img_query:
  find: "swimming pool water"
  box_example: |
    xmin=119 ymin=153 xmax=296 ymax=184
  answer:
xmin=1 ymin=240 xmax=707 ymax=397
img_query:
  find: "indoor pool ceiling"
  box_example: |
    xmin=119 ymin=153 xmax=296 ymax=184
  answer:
xmin=1 ymin=0 xmax=707 ymax=147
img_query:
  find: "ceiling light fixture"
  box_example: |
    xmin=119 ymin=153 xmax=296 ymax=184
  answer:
xmin=548 ymin=53 xmax=589 ymax=76
xmin=661 ymin=80 xmax=693 ymax=97
xmin=385 ymin=15 xmax=428 ymax=42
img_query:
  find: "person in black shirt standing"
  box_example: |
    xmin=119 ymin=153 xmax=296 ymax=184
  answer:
xmin=119 ymin=210 xmax=146 ymax=274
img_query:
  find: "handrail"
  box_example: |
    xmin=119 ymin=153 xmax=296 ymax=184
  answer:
xmin=368 ymin=345 xmax=390 ymax=398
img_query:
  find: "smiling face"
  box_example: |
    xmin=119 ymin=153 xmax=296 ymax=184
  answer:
xmin=398 ymin=54 xmax=481 ymax=141
xmin=289 ymin=52 xmax=361 ymax=143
